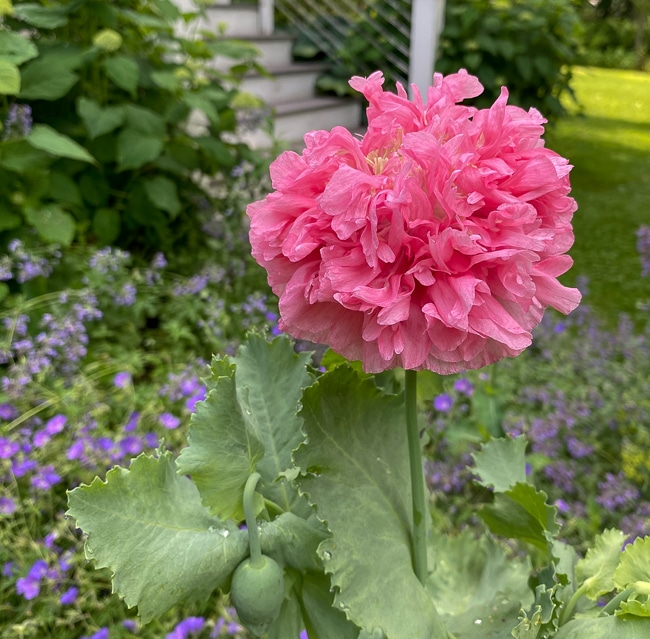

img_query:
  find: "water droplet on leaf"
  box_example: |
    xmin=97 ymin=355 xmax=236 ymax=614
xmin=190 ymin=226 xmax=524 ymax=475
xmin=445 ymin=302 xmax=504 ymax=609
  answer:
xmin=322 ymin=551 xmax=332 ymax=560
xmin=474 ymin=619 xmax=483 ymax=625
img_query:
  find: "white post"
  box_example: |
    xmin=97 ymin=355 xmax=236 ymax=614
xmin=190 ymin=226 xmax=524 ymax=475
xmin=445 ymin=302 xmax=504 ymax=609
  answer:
xmin=408 ymin=0 xmax=446 ymax=100
xmin=259 ymin=0 xmax=274 ymax=35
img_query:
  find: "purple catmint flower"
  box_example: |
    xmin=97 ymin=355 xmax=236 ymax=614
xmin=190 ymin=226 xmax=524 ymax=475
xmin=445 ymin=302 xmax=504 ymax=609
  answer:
xmin=11 ymin=458 xmax=37 ymax=477
xmin=45 ymin=414 xmax=67 ymax=435
xmin=167 ymin=617 xmax=205 ymax=639
xmin=118 ymin=436 xmax=143 ymax=456
xmin=453 ymin=377 xmax=474 ymax=396
xmin=566 ymin=437 xmax=593 ymax=459
xmin=123 ymin=619 xmax=138 ymax=632
xmin=114 ymin=372 xmax=132 ymax=389
xmin=0 ymin=437 xmax=19 ymax=458
xmin=0 ymin=403 xmax=18 ymax=420
xmin=151 ymin=252 xmax=167 ymax=270
xmin=114 ymin=283 xmax=137 ymax=306
xmin=60 ymin=586 xmax=79 ymax=605
xmin=124 ymin=411 xmax=139 ymax=433
xmin=31 ymin=465 xmax=62 ymax=490
xmin=596 ymin=472 xmax=640 ymax=511
xmin=159 ymin=413 xmax=180 ymax=430
xmin=32 ymin=430 xmax=51 ymax=448
xmin=0 ymin=496 xmax=16 ymax=515
xmin=433 ymin=393 xmax=453 ymax=412
xmin=84 ymin=629 xmax=110 ymax=639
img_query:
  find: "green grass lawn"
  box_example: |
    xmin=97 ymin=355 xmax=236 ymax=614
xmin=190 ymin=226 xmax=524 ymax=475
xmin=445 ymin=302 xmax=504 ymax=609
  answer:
xmin=546 ymin=67 xmax=650 ymax=325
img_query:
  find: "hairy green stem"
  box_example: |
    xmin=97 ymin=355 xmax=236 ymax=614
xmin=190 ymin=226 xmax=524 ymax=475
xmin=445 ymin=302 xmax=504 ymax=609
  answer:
xmin=405 ymin=369 xmax=428 ymax=584
xmin=242 ymin=472 xmax=263 ymax=567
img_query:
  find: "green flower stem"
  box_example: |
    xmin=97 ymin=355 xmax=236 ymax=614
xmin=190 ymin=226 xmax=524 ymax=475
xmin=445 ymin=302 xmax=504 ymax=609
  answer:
xmin=243 ymin=472 xmax=263 ymax=567
xmin=405 ymin=369 xmax=428 ymax=584
xmin=599 ymin=587 xmax=634 ymax=617
xmin=558 ymin=582 xmax=587 ymax=626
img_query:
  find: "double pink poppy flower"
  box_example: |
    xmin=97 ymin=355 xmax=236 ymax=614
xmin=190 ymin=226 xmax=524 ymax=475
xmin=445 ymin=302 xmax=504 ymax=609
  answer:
xmin=247 ymin=70 xmax=581 ymax=374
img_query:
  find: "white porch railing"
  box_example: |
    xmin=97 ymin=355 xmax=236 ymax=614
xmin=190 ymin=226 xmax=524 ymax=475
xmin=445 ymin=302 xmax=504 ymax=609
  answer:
xmin=260 ymin=0 xmax=445 ymax=100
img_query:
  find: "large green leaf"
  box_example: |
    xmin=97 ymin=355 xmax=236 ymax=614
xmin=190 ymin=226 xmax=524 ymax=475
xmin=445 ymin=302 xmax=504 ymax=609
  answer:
xmin=260 ymin=511 xmax=328 ymax=574
xmin=77 ymin=98 xmax=125 ymax=139
xmin=614 ymin=537 xmax=650 ymax=591
xmin=13 ymin=2 xmax=68 ymax=28
xmin=554 ymin=615 xmax=650 ymax=638
xmin=234 ymin=334 xmax=312 ymax=512
xmin=576 ymin=529 xmax=628 ymax=600
xmin=480 ymin=482 xmax=559 ymax=551
xmin=427 ymin=531 xmax=532 ymax=638
xmin=25 ymin=205 xmax=75 ymax=245
xmin=116 ymin=127 xmax=164 ymax=171
xmin=144 ymin=175 xmax=181 ymax=217
xmin=294 ymin=366 xmax=446 ymax=639
xmin=176 ymin=359 xmax=264 ymax=521
xmin=103 ymin=55 xmax=139 ymax=94
xmin=300 ymin=572 xmax=361 ymax=639
xmin=27 ymin=124 xmax=95 ymax=163
xmin=0 ymin=139 xmax=51 ymax=172
xmin=0 ymin=59 xmax=20 ymax=95
xmin=471 ymin=436 xmax=527 ymax=492
xmin=19 ymin=55 xmax=78 ymax=100
xmin=0 ymin=31 xmax=38 ymax=65
xmin=66 ymin=452 xmax=248 ymax=623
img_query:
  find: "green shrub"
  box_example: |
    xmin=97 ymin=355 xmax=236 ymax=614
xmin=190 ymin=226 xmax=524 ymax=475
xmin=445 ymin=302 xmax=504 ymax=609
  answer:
xmin=0 ymin=0 xmax=265 ymax=263
xmin=436 ymin=0 xmax=583 ymax=120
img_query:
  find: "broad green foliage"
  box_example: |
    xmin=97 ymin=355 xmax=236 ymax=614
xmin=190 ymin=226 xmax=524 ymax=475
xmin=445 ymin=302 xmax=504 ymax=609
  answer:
xmin=295 ymin=366 xmax=446 ymax=639
xmin=576 ymin=529 xmax=629 ymax=600
xmin=66 ymin=336 xmax=650 ymax=639
xmin=471 ymin=435 xmax=527 ymax=492
xmin=0 ymin=0 xmax=263 ymax=258
xmin=66 ymin=451 xmax=250 ymax=623
xmin=427 ymin=531 xmax=532 ymax=638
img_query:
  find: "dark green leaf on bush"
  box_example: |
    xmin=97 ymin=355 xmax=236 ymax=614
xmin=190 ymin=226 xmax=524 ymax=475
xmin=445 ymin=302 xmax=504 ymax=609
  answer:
xmin=66 ymin=452 xmax=248 ymax=623
xmin=124 ymin=105 xmax=166 ymax=136
xmin=295 ymin=366 xmax=446 ymax=639
xmin=0 ymin=59 xmax=20 ymax=95
xmin=79 ymin=170 xmax=110 ymax=206
xmin=0 ymin=31 xmax=38 ymax=65
xmin=0 ymin=139 xmax=50 ymax=172
xmin=48 ymin=171 xmax=82 ymax=206
xmin=480 ymin=482 xmax=559 ymax=550
xmin=143 ymin=175 xmax=181 ymax=217
xmin=196 ymin=136 xmax=235 ymax=168
xmin=92 ymin=208 xmax=121 ymax=244
xmin=27 ymin=125 xmax=95 ymax=163
xmin=14 ymin=2 xmax=69 ymax=28
xmin=103 ymin=55 xmax=139 ymax=94
xmin=150 ymin=69 xmax=181 ymax=92
xmin=25 ymin=204 xmax=75 ymax=245
xmin=0 ymin=207 xmax=21 ymax=232
xmin=116 ymin=128 xmax=164 ymax=171
xmin=77 ymin=98 xmax=126 ymax=139
xmin=19 ymin=56 xmax=78 ymax=100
